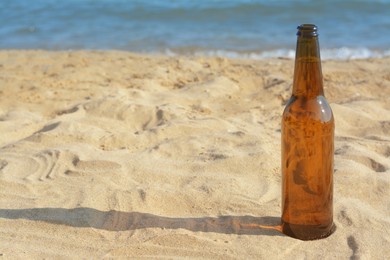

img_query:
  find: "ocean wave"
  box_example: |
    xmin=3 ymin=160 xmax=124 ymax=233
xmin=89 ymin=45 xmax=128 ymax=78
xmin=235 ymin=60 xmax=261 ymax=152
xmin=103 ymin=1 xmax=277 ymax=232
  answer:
xmin=321 ymin=48 xmax=390 ymax=60
xmin=160 ymin=48 xmax=390 ymax=60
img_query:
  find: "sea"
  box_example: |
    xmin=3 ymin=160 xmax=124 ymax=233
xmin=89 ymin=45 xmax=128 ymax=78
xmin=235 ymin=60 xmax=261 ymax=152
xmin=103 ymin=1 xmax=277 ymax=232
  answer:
xmin=1 ymin=0 xmax=390 ymax=59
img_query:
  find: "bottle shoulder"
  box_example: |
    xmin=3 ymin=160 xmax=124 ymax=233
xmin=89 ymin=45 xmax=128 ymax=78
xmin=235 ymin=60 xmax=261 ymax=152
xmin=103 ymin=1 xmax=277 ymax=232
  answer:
xmin=282 ymin=95 xmax=334 ymax=123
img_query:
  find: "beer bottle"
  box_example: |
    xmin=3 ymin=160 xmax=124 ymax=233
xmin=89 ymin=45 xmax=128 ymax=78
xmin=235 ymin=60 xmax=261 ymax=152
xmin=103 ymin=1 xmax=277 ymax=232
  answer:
xmin=281 ymin=24 xmax=335 ymax=240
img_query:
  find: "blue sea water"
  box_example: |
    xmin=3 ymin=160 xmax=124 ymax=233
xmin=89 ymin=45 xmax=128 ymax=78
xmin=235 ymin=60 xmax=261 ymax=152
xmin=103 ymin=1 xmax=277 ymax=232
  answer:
xmin=1 ymin=0 xmax=390 ymax=59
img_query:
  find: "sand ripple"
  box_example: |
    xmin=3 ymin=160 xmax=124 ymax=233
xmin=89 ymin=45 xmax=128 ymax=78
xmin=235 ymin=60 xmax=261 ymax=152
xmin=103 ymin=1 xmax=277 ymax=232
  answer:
xmin=0 ymin=51 xmax=389 ymax=258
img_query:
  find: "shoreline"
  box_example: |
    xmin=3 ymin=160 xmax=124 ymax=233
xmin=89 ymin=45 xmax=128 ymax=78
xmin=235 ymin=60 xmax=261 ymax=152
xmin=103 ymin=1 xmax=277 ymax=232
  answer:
xmin=1 ymin=48 xmax=390 ymax=60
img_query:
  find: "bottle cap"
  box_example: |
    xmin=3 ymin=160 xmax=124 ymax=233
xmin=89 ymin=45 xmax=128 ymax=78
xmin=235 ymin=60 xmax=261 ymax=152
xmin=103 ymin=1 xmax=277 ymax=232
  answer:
xmin=297 ymin=24 xmax=318 ymax=37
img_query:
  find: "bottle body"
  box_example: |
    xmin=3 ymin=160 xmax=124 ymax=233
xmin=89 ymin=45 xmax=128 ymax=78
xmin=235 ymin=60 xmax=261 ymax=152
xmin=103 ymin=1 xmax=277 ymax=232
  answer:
xmin=281 ymin=25 xmax=335 ymax=240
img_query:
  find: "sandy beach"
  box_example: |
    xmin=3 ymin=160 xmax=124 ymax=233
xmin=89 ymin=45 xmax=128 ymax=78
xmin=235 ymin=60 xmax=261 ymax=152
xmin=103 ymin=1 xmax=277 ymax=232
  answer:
xmin=0 ymin=50 xmax=389 ymax=259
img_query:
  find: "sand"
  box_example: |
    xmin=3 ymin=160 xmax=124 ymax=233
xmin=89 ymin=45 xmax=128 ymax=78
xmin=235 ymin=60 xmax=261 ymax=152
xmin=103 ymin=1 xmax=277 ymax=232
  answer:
xmin=0 ymin=50 xmax=389 ymax=259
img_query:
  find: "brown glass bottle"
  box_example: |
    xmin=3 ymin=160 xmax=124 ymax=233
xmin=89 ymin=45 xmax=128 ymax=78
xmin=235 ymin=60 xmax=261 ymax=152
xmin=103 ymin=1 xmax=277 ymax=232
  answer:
xmin=281 ymin=24 xmax=335 ymax=240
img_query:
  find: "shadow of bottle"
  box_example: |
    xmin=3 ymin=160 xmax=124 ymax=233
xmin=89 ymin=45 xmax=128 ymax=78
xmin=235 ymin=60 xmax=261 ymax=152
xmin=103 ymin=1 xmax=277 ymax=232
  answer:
xmin=0 ymin=207 xmax=282 ymax=236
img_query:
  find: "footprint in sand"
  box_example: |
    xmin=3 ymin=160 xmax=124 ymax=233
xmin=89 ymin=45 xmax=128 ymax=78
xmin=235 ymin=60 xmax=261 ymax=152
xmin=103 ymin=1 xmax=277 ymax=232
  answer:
xmin=337 ymin=209 xmax=353 ymax=227
xmin=347 ymin=236 xmax=360 ymax=260
xmin=1 ymin=149 xmax=65 ymax=182
xmin=82 ymin=98 xmax=171 ymax=133
xmin=0 ymin=160 xmax=8 ymax=171
xmin=336 ymin=142 xmax=388 ymax=173
xmin=65 ymin=155 xmax=122 ymax=177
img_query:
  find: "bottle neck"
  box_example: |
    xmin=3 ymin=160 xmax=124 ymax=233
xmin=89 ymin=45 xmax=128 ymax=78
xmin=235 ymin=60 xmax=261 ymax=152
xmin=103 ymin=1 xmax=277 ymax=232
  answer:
xmin=292 ymin=35 xmax=324 ymax=98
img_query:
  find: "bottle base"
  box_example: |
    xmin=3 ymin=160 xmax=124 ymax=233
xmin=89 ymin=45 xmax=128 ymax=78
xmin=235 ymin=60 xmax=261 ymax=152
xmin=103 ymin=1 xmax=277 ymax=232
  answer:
xmin=281 ymin=221 xmax=336 ymax=241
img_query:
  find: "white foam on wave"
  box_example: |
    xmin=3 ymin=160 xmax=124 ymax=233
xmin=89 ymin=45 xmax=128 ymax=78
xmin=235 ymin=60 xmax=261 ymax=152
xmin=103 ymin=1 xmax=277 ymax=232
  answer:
xmin=161 ymin=48 xmax=390 ymax=60
xmin=321 ymin=48 xmax=390 ymax=60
